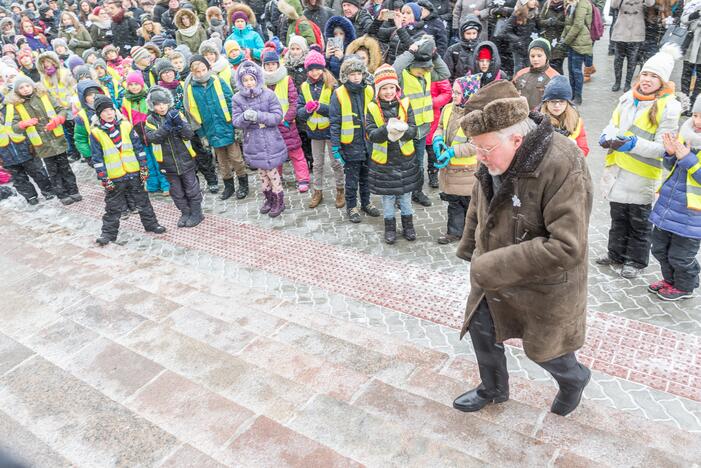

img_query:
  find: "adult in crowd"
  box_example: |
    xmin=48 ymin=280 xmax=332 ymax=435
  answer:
xmin=104 ymin=0 xmax=140 ymax=57
xmin=453 ymin=80 xmax=593 ymax=418
xmin=610 ymin=0 xmax=655 ymax=92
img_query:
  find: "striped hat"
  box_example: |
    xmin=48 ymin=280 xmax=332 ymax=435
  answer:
xmin=373 ymin=64 xmax=399 ymax=95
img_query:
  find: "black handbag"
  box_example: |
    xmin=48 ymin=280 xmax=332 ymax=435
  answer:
xmin=661 ymin=24 xmax=693 ymax=53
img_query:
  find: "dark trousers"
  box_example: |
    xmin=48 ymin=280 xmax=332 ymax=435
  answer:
xmin=469 ymin=299 xmax=589 ymax=397
xmin=191 ymin=134 xmax=218 ymax=186
xmin=568 ymin=49 xmax=586 ymax=99
xmin=42 ymin=153 xmax=78 ymax=198
xmin=651 ymin=227 xmax=701 ymax=292
xmin=441 ymin=193 xmax=470 ymax=237
xmin=101 ymin=177 xmax=159 ymax=240
xmin=166 ymin=169 xmax=202 ymax=215
xmin=550 ymin=57 xmax=565 ymax=75
xmin=343 ymin=159 xmax=370 ymax=210
xmin=608 ymin=202 xmax=653 ymax=268
xmin=413 ymin=135 xmax=427 ymax=193
xmin=681 ymin=61 xmax=699 ymax=102
xmin=63 ymin=119 xmax=78 ymax=157
xmin=5 ymin=158 xmax=53 ymax=200
xmin=426 ymin=145 xmax=439 ymax=175
xmin=614 ymin=42 xmax=641 ymax=88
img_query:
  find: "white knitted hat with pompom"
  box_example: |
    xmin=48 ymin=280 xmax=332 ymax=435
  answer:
xmin=641 ymin=42 xmax=682 ymax=83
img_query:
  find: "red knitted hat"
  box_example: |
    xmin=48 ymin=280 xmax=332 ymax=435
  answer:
xmin=373 ymin=63 xmax=399 ymax=95
xmin=477 ymin=47 xmax=492 ymax=61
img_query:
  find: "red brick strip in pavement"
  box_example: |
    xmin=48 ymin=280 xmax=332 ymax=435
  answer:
xmin=66 ymin=183 xmax=701 ymax=402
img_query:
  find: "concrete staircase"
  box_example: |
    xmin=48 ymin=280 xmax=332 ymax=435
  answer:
xmin=1 ymin=209 xmax=700 ymax=467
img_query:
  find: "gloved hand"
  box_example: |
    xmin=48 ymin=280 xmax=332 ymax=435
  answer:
xmin=616 ymin=135 xmax=638 ymax=152
xmin=139 ymin=165 xmax=149 ymax=183
xmin=434 ymin=147 xmax=455 ymax=169
xmin=166 ymin=109 xmax=180 ymax=123
xmin=54 ymin=115 xmax=66 ymax=125
xmin=162 ymin=117 xmax=173 ymax=131
xmin=432 ymin=135 xmax=448 ymax=156
xmin=18 ymin=118 xmax=38 ymax=129
xmin=387 ymin=117 xmax=408 ymax=142
xmin=599 ymin=134 xmax=612 ymax=149
xmin=243 ymin=109 xmax=258 ymax=122
xmin=100 ymin=178 xmax=115 ymax=191
xmin=332 ymin=146 xmax=345 ymax=166
xmin=305 ymin=100 xmax=320 ymax=113
xmin=45 ymin=115 xmax=66 ymax=131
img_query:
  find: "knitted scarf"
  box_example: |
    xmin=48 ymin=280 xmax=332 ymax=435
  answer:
xmin=100 ymin=118 xmax=121 ymax=148
xmin=178 ymin=22 xmax=199 ymax=37
xmin=125 ymin=88 xmax=148 ymax=102
xmin=263 ymin=65 xmax=287 ymax=86
xmin=632 ymin=82 xmax=674 ymax=104
xmin=158 ymin=79 xmax=180 ymax=90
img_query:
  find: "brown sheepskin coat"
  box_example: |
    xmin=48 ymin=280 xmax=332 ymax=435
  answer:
xmin=457 ymin=113 xmax=593 ymax=363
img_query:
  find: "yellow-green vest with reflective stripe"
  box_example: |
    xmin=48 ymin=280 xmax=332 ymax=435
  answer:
xmin=15 ymin=95 xmax=65 ymax=146
xmin=42 ymin=69 xmax=74 ymax=108
xmin=605 ymin=95 xmax=672 ymax=180
xmin=402 ymin=68 xmax=433 ymax=127
xmin=367 ymin=97 xmax=414 ymax=164
xmin=441 ymin=103 xmax=476 ymax=167
xmin=91 ymin=120 xmax=140 ymax=179
xmin=186 ymin=77 xmax=231 ymax=125
xmin=218 ymin=66 xmax=233 ymax=91
xmin=336 ymin=84 xmax=373 ymax=144
xmin=0 ymin=105 xmax=27 ymax=147
xmin=273 ymin=76 xmax=290 ymax=116
xmin=144 ymin=118 xmax=197 ymax=163
xmin=568 ymin=118 xmax=583 ymax=142
xmin=301 ymin=81 xmax=332 ymax=131
xmin=666 ymin=134 xmax=701 ymax=210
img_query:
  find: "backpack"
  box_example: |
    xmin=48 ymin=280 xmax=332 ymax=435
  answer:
xmin=588 ymin=0 xmax=604 ymax=41
xmin=295 ymin=17 xmax=324 ymax=49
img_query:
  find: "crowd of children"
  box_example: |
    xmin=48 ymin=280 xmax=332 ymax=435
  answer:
xmin=0 ymin=0 xmax=698 ymax=302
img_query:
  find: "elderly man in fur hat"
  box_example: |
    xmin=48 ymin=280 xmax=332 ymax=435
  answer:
xmin=453 ymin=80 xmax=593 ymax=417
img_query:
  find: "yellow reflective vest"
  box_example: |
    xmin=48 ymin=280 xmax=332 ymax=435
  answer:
xmin=42 ymin=69 xmax=75 ymax=108
xmin=91 ymin=120 xmax=140 ymax=179
xmin=15 ymin=95 xmax=65 ymax=147
xmin=666 ymin=134 xmax=701 ymax=210
xmin=367 ymin=97 xmax=414 ymax=164
xmin=273 ymin=76 xmax=290 ymax=116
xmin=440 ymin=103 xmax=476 ymax=167
xmin=402 ymin=68 xmax=433 ymax=127
xmin=336 ymin=84 xmax=373 ymax=144
xmin=0 ymin=105 xmax=27 ymax=147
xmin=605 ymin=95 xmax=672 ymax=180
xmin=301 ymin=81 xmax=332 ymax=131
xmin=144 ymin=118 xmax=196 ymax=163
xmin=186 ymin=77 xmax=232 ymax=125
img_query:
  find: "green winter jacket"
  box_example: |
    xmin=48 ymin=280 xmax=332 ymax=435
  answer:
xmin=74 ymin=117 xmax=91 ymax=158
xmin=561 ymin=0 xmax=593 ymax=56
xmin=59 ymin=26 xmax=93 ymax=57
xmin=10 ymin=92 xmax=69 ymax=159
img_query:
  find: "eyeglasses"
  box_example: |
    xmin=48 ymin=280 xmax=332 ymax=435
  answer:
xmin=547 ymin=99 xmax=567 ymax=106
xmin=470 ymin=141 xmax=502 ymax=156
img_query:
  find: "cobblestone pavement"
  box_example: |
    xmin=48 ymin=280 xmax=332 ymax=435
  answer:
xmin=1 ymin=39 xmax=701 ymax=467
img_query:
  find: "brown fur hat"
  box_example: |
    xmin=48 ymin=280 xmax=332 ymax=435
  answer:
xmin=461 ymin=80 xmax=530 ymax=137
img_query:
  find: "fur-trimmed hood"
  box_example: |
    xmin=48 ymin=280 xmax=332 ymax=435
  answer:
xmin=227 ymin=3 xmax=257 ymax=27
xmin=0 ymin=17 xmax=15 ymax=31
xmin=146 ymin=84 xmax=175 ymax=111
xmin=174 ymin=9 xmax=199 ymax=30
xmin=206 ymin=6 xmax=224 ymax=23
xmin=36 ymin=51 xmax=61 ymax=74
xmin=278 ymin=0 xmax=302 ymax=20
xmin=77 ymin=79 xmax=104 ymax=109
xmin=235 ymin=60 xmax=263 ymax=96
xmin=680 ymin=118 xmax=701 ymax=151
xmin=7 ymin=82 xmax=47 ymax=105
xmin=346 ymin=35 xmax=382 ymax=74
xmin=324 ymin=16 xmax=356 ymax=50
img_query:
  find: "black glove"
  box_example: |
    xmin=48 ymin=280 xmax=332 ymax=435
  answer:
xmin=608 ymin=138 xmax=627 ymax=151
xmin=691 ymin=10 xmax=701 ymax=20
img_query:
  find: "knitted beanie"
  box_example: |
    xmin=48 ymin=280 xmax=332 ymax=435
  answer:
xmin=542 ymin=75 xmax=572 ymax=103
xmin=288 ymin=34 xmax=308 ymax=54
xmin=341 ymin=0 xmax=361 ymax=7
xmin=72 ymin=64 xmax=92 ymax=81
xmin=373 ymin=63 xmax=399 ymax=95
xmin=126 ymin=70 xmax=145 ymax=86
xmin=641 ymin=43 xmax=682 ymax=83
xmin=162 ymin=38 xmax=177 ymax=50
xmin=130 ymin=46 xmax=152 ymax=64
xmin=51 ymin=38 xmax=68 ymax=51
xmin=404 ymin=2 xmax=421 ymax=21
xmin=154 ymin=57 xmax=176 ymax=77
xmin=65 ymin=54 xmax=84 ymax=72
xmin=262 ymin=48 xmax=280 ymax=64
xmin=146 ymin=85 xmax=172 ymax=111
xmin=12 ymin=75 xmax=34 ymax=95
xmin=528 ymin=38 xmax=551 ymax=60
xmin=304 ymin=50 xmax=325 ymax=71
xmin=189 ymin=54 xmax=210 ymax=70
xmin=94 ymin=94 xmax=114 ymax=117
xmin=224 ymin=39 xmax=241 ymax=56
xmin=198 ymin=39 xmax=220 ymax=58
xmin=82 ymin=48 xmax=98 ymax=62
xmin=93 ymin=58 xmax=107 ymax=70
xmin=231 ymin=10 xmax=248 ymax=23
xmin=477 ymin=46 xmax=492 ymax=61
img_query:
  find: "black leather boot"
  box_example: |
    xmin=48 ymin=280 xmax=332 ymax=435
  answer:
xmin=220 ymin=178 xmax=235 ymax=200
xmin=236 ymin=174 xmax=249 ymax=199
xmin=454 ymin=362 xmax=509 ymax=412
xmin=551 ymin=366 xmax=591 ymax=416
xmin=384 ymin=218 xmax=396 ymax=245
xmin=401 ymin=215 xmax=416 ymax=241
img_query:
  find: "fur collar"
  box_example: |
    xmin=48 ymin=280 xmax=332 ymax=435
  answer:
xmin=680 ymin=118 xmax=701 ymax=151
xmin=475 ymin=112 xmax=553 ymax=212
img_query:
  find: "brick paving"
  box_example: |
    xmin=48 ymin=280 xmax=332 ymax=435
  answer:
xmin=1 ymin=38 xmax=701 ymax=466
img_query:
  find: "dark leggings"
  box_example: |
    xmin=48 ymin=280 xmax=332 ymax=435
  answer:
xmin=614 ymin=42 xmax=641 ymax=88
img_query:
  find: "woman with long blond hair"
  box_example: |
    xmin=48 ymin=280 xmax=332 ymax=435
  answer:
xmin=58 ymin=11 xmax=93 ymax=57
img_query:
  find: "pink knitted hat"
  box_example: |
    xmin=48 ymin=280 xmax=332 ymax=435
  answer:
xmin=304 ymin=50 xmax=326 ymax=71
xmin=126 ymin=70 xmax=145 ymax=87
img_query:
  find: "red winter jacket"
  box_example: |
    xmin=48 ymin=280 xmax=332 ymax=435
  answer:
xmin=427 ymin=79 xmax=452 ymax=145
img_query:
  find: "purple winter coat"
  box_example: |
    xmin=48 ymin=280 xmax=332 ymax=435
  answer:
xmin=267 ymin=75 xmax=302 ymax=151
xmin=231 ymin=61 xmax=288 ymax=170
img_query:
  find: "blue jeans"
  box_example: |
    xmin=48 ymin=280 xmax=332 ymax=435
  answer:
xmin=382 ymin=193 xmax=413 ymax=219
xmin=568 ymin=49 xmax=586 ymax=99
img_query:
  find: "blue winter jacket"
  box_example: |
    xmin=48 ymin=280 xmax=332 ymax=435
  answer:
xmin=90 ymin=115 xmax=148 ymax=183
xmin=650 ymin=151 xmax=701 ymax=240
xmin=226 ymin=25 xmax=265 ymax=61
xmin=0 ymin=138 xmax=33 ymax=167
xmin=190 ymin=76 xmax=235 ymax=149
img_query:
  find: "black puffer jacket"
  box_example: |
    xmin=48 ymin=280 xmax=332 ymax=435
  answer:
xmin=366 ymin=98 xmax=420 ymax=196
xmin=303 ymin=0 xmax=334 ymax=35
xmin=112 ymin=12 xmax=140 ymax=56
xmin=144 ymin=112 xmax=197 ymax=175
xmin=444 ymin=17 xmax=481 ymax=80
xmin=349 ymin=7 xmax=374 ymax=36
xmin=329 ymin=82 xmax=371 ymax=162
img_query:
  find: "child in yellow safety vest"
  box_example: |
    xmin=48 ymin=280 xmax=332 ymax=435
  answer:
xmin=144 ymin=86 xmax=204 ymax=228
xmin=90 ymin=94 xmax=166 ymax=246
xmin=365 ymin=64 xmax=420 ymax=245
xmin=9 ymin=75 xmax=82 ymax=206
xmin=297 ymin=49 xmax=344 ymax=209
xmin=73 ymin=79 xmax=105 ymax=163
xmin=432 ymin=74 xmax=480 ymax=245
